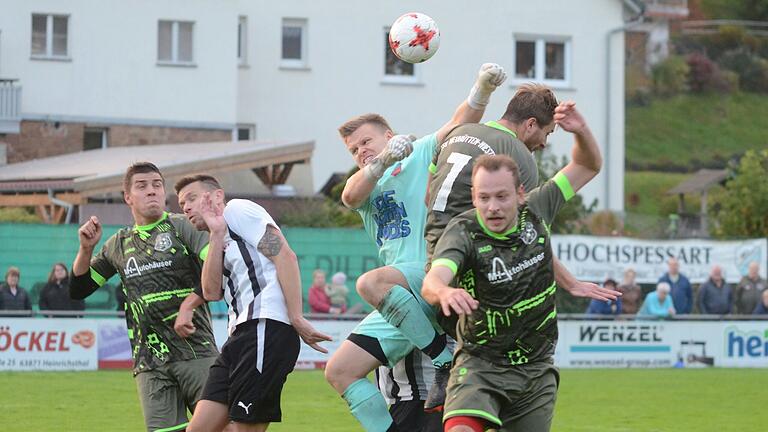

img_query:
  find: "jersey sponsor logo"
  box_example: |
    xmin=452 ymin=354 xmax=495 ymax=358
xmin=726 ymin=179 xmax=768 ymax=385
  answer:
xmin=124 ymin=256 xmax=173 ymax=279
xmin=478 ymin=245 xmax=492 ymax=254
xmin=154 ymin=232 xmax=173 ymax=252
xmin=238 ymin=401 xmax=253 ymax=414
xmin=487 ymin=253 xmax=545 ymax=284
xmin=372 ymin=190 xmax=411 ymax=246
xmin=521 ymin=222 xmax=538 ymax=245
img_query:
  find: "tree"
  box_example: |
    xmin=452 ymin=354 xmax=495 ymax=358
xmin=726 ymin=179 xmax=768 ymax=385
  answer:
xmin=712 ymin=149 xmax=768 ymax=237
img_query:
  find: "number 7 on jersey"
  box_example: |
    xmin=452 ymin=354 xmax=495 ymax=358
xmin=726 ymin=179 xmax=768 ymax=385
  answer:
xmin=432 ymin=152 xmax=472 ymax=212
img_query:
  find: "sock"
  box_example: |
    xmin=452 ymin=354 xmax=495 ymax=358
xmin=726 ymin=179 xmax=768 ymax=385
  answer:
xmin=342 ymin=379 xmax=394 ymax=432
xmin=379 ymin=286 xmax=453 ymax=367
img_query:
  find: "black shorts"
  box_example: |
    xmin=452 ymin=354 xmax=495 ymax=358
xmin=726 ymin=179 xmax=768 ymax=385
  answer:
xmin=201 ymin=318 xmax=300 ymax=424
xmin=390 ymin=399 xmax=443 ymax=432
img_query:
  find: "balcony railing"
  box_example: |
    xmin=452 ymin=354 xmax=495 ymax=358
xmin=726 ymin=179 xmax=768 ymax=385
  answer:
xmin=641 ymin=0 xmax=689 ymax=18
xmin=0 ymin=79 xmax=21 ymax=134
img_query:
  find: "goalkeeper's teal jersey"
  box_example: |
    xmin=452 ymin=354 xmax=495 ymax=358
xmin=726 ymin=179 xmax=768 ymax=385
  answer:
xmin=355 ymin=133 xmax=436 ymax=266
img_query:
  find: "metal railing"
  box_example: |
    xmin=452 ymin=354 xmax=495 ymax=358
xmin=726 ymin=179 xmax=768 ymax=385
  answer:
xmin=1 ymin=310 xmax=766 ymax=321
xmin=0 ymin=79 xmax=21 ymax=121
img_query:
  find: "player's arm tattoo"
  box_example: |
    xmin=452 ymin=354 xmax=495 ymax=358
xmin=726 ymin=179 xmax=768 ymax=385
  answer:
xmin=258 ymin=226 xmax=283 ymax=257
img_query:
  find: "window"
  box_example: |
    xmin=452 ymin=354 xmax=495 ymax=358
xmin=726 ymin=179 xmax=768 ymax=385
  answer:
xmin=281 ymin=18 xmax=307 ymax=68
xmin=512 ymin=36 xmax=570 ymax=86
xmin=158 ymin=20 xmax=194 ymax=65
xmin=83 ymin=128 xmax=108 ymax=151
xmin=383 ymin=28 xmax=419 ymax=85
xmin=31 ymin=14 xmax=69 ymax=59
xmin=238 ymin=16 xmax=247 ymax=66
xmin=235 ymin=124 xmax=255 ymax=141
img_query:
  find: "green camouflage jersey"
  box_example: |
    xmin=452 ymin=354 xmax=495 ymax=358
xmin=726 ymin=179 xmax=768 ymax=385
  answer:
xmin=88 ymin=212 xmax=218 ymax=374
xmin=431 ymin=173 xmax=574 ymax=367
xmin=425 ymin=121 xmax=538 ymax=259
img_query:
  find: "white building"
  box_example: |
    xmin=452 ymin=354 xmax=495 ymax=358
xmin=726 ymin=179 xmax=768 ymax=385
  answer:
xmin=0 ymin=0 xmax=647 ymax=211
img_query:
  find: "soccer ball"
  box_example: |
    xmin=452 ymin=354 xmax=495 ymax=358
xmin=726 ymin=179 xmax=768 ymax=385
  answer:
xmin=388 ymin=13 xmax=440 ymax=64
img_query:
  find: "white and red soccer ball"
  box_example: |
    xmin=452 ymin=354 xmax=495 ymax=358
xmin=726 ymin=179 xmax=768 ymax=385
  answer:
xmin=388 ymin=13 xmax=440 ymax=64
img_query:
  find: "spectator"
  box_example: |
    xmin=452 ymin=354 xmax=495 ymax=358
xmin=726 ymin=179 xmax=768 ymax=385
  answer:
xmin=697 ymin=265 xmax=733 ymax=315
xmin=735 ymin=261 xmax=767 ymax=315
xmin=638 ymin=282 xmax=676 ymax=318
xmin=658 ymin=257 xmax=693 ymax=314
xmin=617 ymin=268 xmax=642 ymax=314
xmin=308 ymin=269 xmax=341 ymax=314
xmin=0 ymin=266 xmax=32 ymax=313
xmin=753 ymin=289 xmax=768 ymax=315
xmin=326 ymin=272 xmax=349 ymax=312
xmin=585 ymin=279 xmax=622 ymax=316
xmin=39 ymin=263 xmax=85 ymax=317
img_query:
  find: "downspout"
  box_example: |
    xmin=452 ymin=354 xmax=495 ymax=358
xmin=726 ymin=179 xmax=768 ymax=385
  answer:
xmin=48 ymin=188 xmax=74 ymax=224
xmin=606 ymin=12 xmax=645 ymax=211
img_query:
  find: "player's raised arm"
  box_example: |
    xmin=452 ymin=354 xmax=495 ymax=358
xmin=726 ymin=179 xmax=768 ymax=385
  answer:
xmin=435 ymin=63 xmax=507 ymax=143
xmin=70 ymin=216 xmax=113 ymax=300
xmin=554 ymin=101 xmax=602 ymax=193
xmin=259 ymin=225 xmax=332 ymax=353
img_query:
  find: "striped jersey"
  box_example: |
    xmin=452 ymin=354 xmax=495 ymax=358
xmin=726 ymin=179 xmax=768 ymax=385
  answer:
xmin=376 ymin=350 xmax=434 ymax=405
xmin=221 ymin=199 xmax=289 ymax=335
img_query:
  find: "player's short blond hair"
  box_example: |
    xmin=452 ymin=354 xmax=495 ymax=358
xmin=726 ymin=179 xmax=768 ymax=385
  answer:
xmin=337 ymin=113 xmax=392 ymax=139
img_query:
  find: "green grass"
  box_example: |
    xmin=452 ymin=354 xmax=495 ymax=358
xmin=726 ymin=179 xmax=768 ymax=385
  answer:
xmin=624 ymin=171 xmax=696 ymax=216
xmin=626 ymin=92 xmax=768 ymax=171
xmin=1 ymin=369 xmax=766 ymax=431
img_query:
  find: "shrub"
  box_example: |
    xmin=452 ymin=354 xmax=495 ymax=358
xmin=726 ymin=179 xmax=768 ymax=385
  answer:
xmin=686 ymin=52 xmax=737 ymax=94
xmin=651 ymin=55 xmax=689 ymax=96
xmin=719 ymin=48 xmax=768 ymax=93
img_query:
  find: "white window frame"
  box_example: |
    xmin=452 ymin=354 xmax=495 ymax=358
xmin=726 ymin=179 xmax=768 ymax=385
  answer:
xmin=381 ymin=27 xmax=421 ymax=86
xmin=280 ymin=18 xmax=308 ymax=69
xmin=238 ymin=16 xmax=248 ymax=67
xmin=157 ymin=20 xmax=196 ymax=67
xmin=511 ymin=35 xmax=571 ymax=88
xmin=233 ymin=124 xmax=256 ymax=142
xmin=30 ymin=13 xmax=70 ymax=60
xmin=83 ymin=127 xmax=108 ymax=151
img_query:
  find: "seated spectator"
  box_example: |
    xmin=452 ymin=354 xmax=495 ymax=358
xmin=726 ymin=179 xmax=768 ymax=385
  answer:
xmin=697 ymin=265 xmax=733 ymax=315
xmin=326 ymin=272 xmax=349 ymax=312
xmin=39 ymin=263 xmax=85 ymax=317
xmin=753 ymin=289 xmax=768 ymax=315
xmin=659 ymin=257 xmax=693 ymax=314
xmin=308 ymin=269 xmax=341 ymax=314
xmin=735 ymin=261 xmax=767 ymax=315
xmin=638 ymin=282 xmax=676 ymax=319
xmin=617 ymin=268 xmax=642 ymax=314
xmin=585 ymin=279 xmax=622 ymax=316
xmin=0 ymin=266 xmax=32 ymax=314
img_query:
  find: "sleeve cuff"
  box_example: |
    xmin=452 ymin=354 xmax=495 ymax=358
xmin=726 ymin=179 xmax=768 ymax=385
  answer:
xmin=199 ymin=244 xmax=209 ymax=261
xmin=432 ymin=258 xmax=458 ymax=276
xmin=553 ymin=172 xmax=575 ymax=201
xmin=428 ymin=163 xmax=437 ymax=174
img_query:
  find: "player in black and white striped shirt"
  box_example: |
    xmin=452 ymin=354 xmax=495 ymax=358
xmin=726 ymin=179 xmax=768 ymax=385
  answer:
xmin=377 ymin=349 xmax=442 ymax=432
xmin=176 ymin=174 xmax=331 ymax=432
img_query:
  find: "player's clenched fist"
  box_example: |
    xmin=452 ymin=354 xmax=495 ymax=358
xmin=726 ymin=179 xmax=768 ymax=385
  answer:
xmin=477 ymin=63 xmax=507 ymax=90
xmin=468 ymin=62 xmax=506 ymax=109
xmin=364 ymin=134 xmax=415 ymax=180
xmin=78 ymin=216 xmax=102 ymax=249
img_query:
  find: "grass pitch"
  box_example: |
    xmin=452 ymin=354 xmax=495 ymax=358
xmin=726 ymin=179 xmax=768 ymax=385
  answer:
xmin=0 ymin=369 xmax=763 ymax=431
